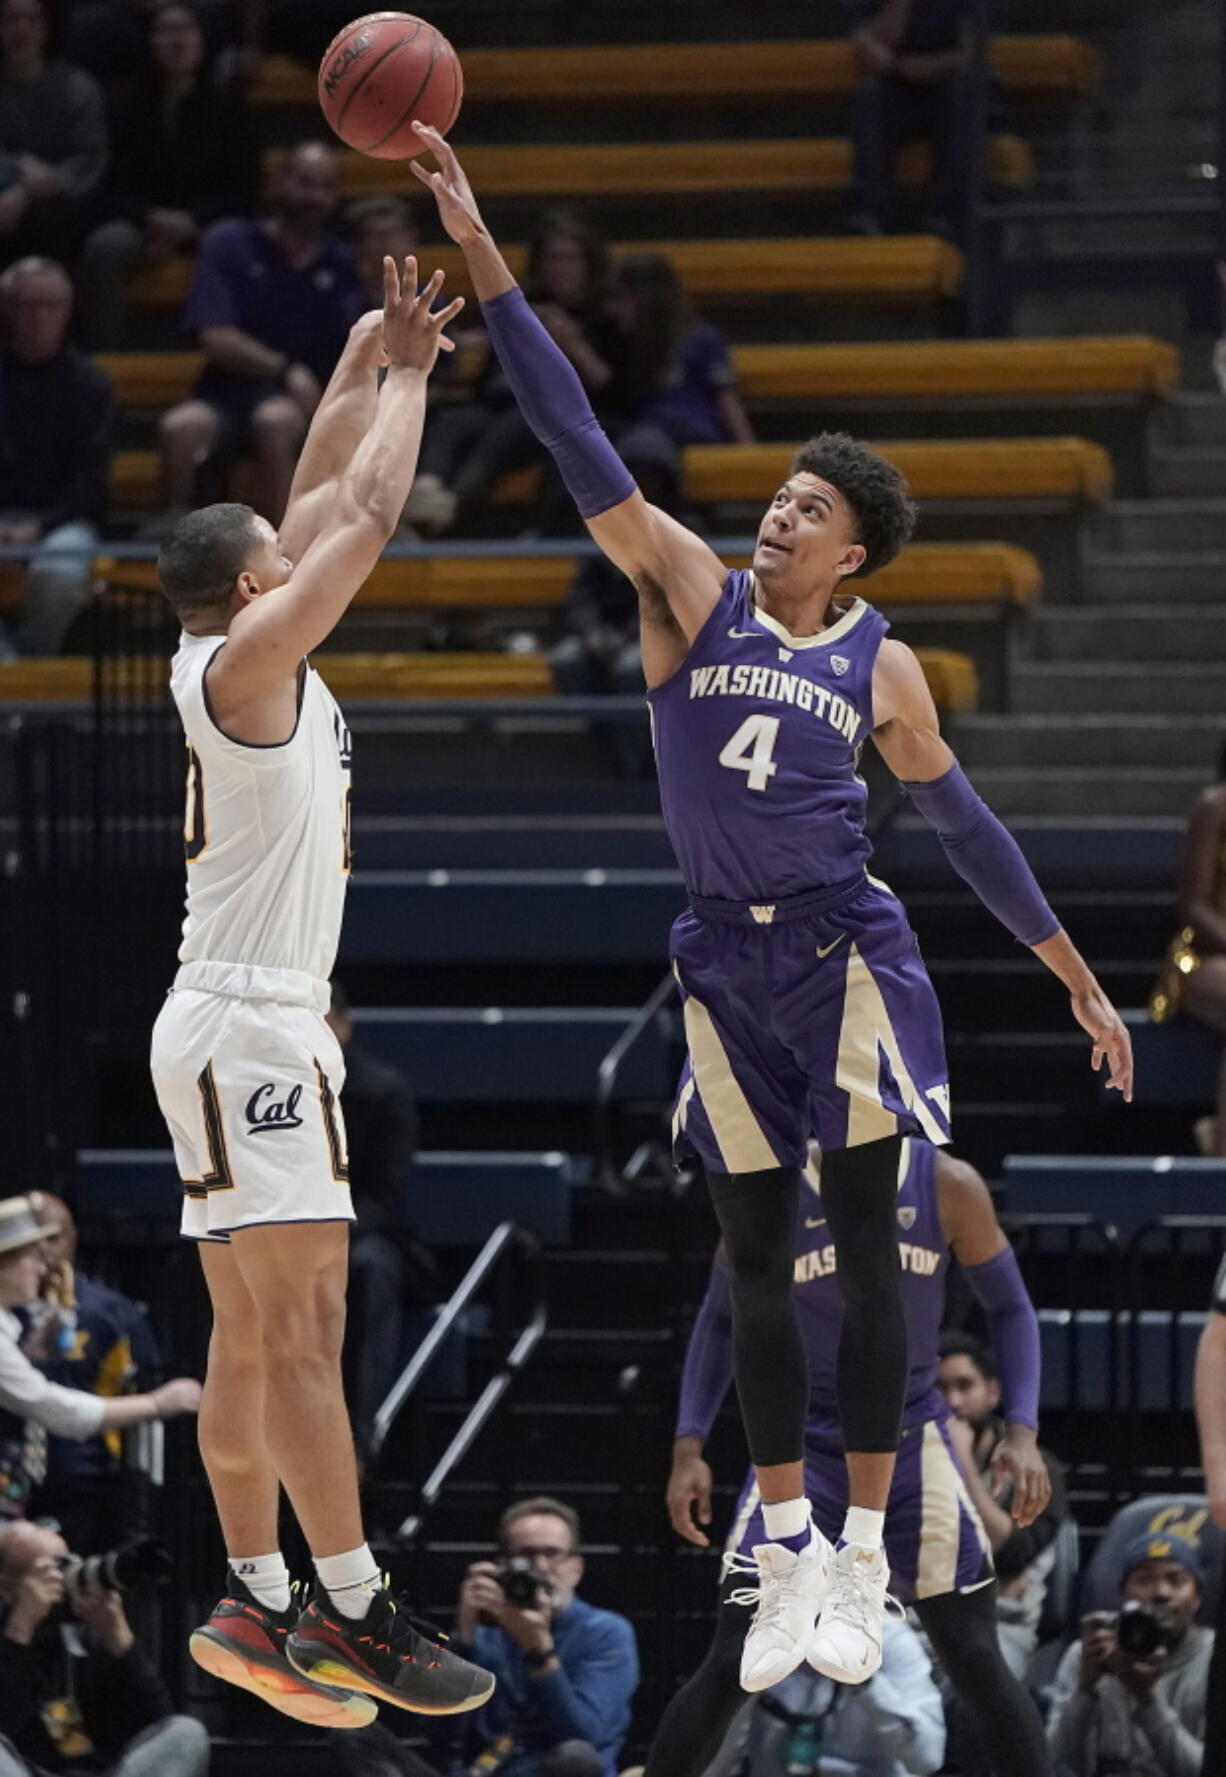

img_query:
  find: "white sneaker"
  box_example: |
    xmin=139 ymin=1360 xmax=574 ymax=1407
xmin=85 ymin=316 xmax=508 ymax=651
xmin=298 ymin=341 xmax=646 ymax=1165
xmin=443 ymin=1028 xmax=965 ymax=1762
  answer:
xmin=733 ymin=1529 xmax=833 ymax=1693
xmin=808 ymin=1542 xmax=897 ymax=1685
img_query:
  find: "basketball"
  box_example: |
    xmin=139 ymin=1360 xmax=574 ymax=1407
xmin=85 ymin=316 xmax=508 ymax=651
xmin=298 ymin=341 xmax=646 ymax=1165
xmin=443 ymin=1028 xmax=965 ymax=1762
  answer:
xmin=317 ymin=12 xmax=463 ymax=160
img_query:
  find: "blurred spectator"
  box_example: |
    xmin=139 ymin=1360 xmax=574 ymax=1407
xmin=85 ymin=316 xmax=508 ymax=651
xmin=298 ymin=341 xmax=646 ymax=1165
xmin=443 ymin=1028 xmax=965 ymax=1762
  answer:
xmin=77 ymin=0 xmax=258 ymax=349
xmin=325 ymin=981 xmax=437 ymax=1464
xmin=22 ymin=1195 xmax=161 ymax=1555
xmin=404 ymin=208 xmax=623 ymax=537
xmin=1047 ymin=1534 xmax=1211 ymax=1776
xmin=0 ymin=0 xmax=108 ymax=268
xmin=717 ymin=1621 xmax=944 ymax=1777
xmin=443 ymin=1496 xmax=638 ymax=1777
xmin=608 ymin=252 xmax=754 ymax=454
xmin=156 ymin=140 xmax=365 ymax=526
xmin=0 ymin=1518 xmax=210 ymax=1776
xmin=843 ymin=0 xmax=977 ymax=240
xmin=938 ymin=1330 xmax=1070 ymax=1681
xmin=1149 ymin=741 xmax=1226 ymax=1156
xmin=0 ymin=1196 xmax=198 ymax=1522
xmin=0 ymin=256 xmax=113 ymax=659
xmin=1196 ymin=1254 xmax=1226 ymax=1771
xmin=344 ymin=194 xmax=420 ymax=308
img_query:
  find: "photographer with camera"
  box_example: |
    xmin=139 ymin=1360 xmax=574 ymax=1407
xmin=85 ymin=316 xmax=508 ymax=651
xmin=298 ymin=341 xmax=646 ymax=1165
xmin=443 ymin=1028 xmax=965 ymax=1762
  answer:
xmin=1046 ymin=1534 xmax=1212 ymax=1776
xmin=0 ymin=1198 xmax=200 ymax=1524
xmin=445 ymin=1497 xmax=637 ymax=1777
xmin=0 ymin=1519 xmax=209 ymax=1775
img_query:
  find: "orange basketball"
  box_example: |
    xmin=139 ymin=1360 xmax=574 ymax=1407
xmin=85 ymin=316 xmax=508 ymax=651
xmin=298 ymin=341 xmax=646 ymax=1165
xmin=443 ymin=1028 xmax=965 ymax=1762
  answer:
xmin=318 ymin=12 xmax=463 ymax=160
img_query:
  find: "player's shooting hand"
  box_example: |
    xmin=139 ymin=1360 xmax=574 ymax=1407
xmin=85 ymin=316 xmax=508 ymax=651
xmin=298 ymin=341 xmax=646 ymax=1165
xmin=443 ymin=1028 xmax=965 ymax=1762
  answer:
xmin=668 ymin=1439 xmax=714 ymax=1547
xmin=1070 ymin=983 xmax=1133 ymax=1101
xmin=990 ymin=1426 xmax=1051 ymax=1528
xmin=408 ymin=124 xmax=486 ymax=248
xmin=381 ymin=256 xmax=465 ymax=374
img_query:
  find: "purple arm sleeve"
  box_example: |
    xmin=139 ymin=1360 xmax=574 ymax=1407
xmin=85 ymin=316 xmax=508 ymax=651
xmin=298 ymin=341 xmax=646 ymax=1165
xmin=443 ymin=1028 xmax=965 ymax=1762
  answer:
xmin=480 ymin=287 xmax=637 ymax=519
xmin=903 ymin=762 xmax=1059 ymax=948
xmin=964 ymin=1245 xmax=1041 ymax=1430
xmin=675 ymin=1252 xmax=734 ymax=1441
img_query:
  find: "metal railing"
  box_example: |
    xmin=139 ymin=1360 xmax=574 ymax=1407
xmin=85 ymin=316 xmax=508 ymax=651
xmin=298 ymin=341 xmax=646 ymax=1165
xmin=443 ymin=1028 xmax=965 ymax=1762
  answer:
xmin=594 ymin=971 xmax=680 ymax=1193
xmin=373 ymin=1221 xmax=546 ymax=1556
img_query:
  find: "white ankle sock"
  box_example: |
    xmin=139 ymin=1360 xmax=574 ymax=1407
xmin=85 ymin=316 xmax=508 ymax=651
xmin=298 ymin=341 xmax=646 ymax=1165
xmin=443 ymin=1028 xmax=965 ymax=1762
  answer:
xmin=762 ymin=1497 xmax=811 ymax=1543
xmin=231 ymin=1552 xmax=291 ymax=1614
xmin=841 ymin=1507 xmax=885 ymax=1551
xmin=314 ymin=1545 xmax=382 ymax=1620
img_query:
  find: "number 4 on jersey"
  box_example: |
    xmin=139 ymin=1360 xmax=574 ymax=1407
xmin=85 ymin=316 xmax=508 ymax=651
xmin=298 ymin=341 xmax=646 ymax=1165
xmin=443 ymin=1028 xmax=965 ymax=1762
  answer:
xmin=719 ymin=714 xmax=780 ymax=793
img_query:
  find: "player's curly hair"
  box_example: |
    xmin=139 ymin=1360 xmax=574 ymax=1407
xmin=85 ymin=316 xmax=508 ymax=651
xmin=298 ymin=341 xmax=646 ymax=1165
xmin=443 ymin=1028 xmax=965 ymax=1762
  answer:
xmin=791 ymin=432 xmax=917 ymax=579
xmin=158 ymin=503 xmax=264 ymax=622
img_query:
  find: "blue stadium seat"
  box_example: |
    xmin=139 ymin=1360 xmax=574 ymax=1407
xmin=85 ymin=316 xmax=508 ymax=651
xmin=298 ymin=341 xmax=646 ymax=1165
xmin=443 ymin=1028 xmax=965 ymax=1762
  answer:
xmin=353 ymin=1007 xmax=679 ymax=1104
xmin=1038 ymin=1309 xmax=1207 ymax=1411
xmin=1104 ymin=1013 xmax=1222 ymax=1108
xmin=1081 ymin=1495 xmax=1224 ymax=1619
xmin=1004 ymin=1156 xmax=1226 ymax=1239
xmin=76 ymin=1149 xmax=580 ymax=1246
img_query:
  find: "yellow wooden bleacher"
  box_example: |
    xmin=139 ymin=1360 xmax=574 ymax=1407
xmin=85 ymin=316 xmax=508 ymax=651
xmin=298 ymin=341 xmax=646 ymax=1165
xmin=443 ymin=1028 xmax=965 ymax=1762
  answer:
xmin=254 ymin=36 xmax=1098 ymax=108
xmin=0 ymin=645 xmax=979 ymax=709
xmin=128 ymin=234 xmax=964 ymax=314
xmin=91 ymin=540 xmax=1039 ymax=614
xmin=108 ymin=436 xmax=1112 ymax=514
xmin=98 ymin=336 xmax=1177 ymax=414
xmin=329 ymin=135 xmax=1034 ymax=199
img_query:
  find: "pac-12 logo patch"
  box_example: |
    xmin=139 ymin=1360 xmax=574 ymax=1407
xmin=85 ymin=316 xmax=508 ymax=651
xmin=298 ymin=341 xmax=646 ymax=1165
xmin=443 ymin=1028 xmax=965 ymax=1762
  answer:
xmin=831 ymin=655 xmax=850 ymax=676
xmin=898 ymin=1205 xmax=917 ymax=1230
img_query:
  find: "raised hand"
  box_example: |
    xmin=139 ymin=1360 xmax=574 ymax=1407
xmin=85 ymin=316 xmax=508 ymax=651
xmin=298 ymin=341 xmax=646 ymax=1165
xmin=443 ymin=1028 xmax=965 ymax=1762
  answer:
xmin=409 ymin=123 xmax=486 ymax=247
xmin=381 ymin=255 xmax=465 ymax=373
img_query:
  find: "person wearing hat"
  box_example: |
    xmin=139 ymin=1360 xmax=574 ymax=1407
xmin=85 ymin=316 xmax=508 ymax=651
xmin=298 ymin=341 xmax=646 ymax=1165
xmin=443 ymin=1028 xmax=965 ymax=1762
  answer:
xmin=0 ymin=1197 xmax=200 ymax=1522
xmin=1046 ymin=1532 xmax=1212 ymax=1775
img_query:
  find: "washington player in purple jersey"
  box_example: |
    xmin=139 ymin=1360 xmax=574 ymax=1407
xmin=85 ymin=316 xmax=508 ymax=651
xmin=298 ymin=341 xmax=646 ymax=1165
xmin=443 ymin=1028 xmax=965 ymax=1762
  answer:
xmin=413 ymin=126 xmax=1133 ymax=1692
xmin=647 ymin=1140 xmax=1056 ymax=1777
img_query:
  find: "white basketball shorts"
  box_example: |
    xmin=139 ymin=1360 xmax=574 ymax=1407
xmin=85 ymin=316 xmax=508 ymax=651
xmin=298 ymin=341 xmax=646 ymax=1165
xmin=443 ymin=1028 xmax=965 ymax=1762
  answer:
xmin=151 ymin=983 xmax=354 ymax=1242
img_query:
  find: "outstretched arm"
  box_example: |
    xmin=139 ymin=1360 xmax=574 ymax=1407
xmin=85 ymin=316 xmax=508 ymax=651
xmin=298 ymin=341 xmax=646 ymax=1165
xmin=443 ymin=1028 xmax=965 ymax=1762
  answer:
xmin=411 ymin=125 xmax=726 ymax=685
xmin=280 ymin=312 xmax=385 ymax=561
xmin=872 ymin=639 xmax=1132 ymax=1099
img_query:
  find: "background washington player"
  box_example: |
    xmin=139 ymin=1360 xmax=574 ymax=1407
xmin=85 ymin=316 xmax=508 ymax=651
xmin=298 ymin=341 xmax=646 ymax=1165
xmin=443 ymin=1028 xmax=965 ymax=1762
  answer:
xmin=648 ymin=1140 xmax=1055 ymax=1777
xmin=414 ymin=124 xmax=1132 ymax=1690
xmin=150 ymin=258 xmax=495 ymax=1724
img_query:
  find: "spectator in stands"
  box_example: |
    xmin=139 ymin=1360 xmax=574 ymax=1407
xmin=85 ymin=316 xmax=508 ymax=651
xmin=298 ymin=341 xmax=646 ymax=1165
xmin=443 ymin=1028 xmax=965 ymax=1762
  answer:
xmin=77 ymin=0 xmax=259 ymax=349
xmin=21 ymin=1195 xmax=161 ymax=1555
xmin=345 ymin=195 xmax=421 ymax=309
xmin=938 ymin=1330 xmax=1070 ymax=1680
xmin=0 ymin=0 xmax=108 ymax=268
xmin=1194 ymin=1249 xmax=1226 ymax=1772
xmin=0 ymin=1196 xmax=199 ymax=1523
xmin=0 ymin=256 xmax=113 ymax=659
xmin=1150 ymin=741 xmax=1226 ymax=1157
xmin=721 ymin=1622 xmax=945 ymax=1777
xmin=440 ymin=1496 xmax=638 ymax=1777
xmin=1046 ymin=1532 xmax=1211 ymax=1776
xmin=0 ymin=1518 xmax=210 ymax=1776
xmin=325 ymin=980 xmax=437 ymax=1464
xmin=155 ymin=139 xmax=366 ymax=527
xmin=843 ymin=0 xmax=977 ymax=240
xmin=404 ymin=208 xmax=624 ymax=537
xmin=607 ymin=252 xmax=754 ymax=455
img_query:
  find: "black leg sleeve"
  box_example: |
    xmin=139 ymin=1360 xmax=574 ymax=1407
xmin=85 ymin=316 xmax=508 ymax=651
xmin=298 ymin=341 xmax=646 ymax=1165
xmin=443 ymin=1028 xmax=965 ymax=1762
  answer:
xmin=819 ymin=1134 xmax=909 ymax=1454
xmin=642 ymin=1576 xmax=756 ymax=1777
xmin=705 ymin=1166 xmax=808 ymax=1468
xmin=915 ymin=1584 xmax=1055 ymax=1777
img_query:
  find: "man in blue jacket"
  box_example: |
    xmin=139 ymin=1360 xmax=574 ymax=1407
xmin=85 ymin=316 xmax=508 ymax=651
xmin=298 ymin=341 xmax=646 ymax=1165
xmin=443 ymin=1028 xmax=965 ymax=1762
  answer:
xmin=448 ymin=1496 xmax=638 ymax=1777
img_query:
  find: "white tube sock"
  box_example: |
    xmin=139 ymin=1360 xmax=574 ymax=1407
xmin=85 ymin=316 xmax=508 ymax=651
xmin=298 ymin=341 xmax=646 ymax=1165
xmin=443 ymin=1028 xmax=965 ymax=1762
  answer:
xmin=230 ymin=1552 xmax=291 ymax=1614
xmin=841 ymin=1506 xmax=885 ymax=1551
xmin=762 ymin=1497 xmax=811 ymax=1543
xmin=314 ymin=1544 xmax=382 ymax=1620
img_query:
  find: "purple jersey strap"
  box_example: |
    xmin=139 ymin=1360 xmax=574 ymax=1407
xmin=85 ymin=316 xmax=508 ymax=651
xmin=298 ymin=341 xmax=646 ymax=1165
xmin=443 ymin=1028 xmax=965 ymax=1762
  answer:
xmin=675 ymin=1253 xmax=734 ymax=1441
xmin=964 ymin=1246 xmax=1041 ymax=1431
xmin=903 ymin=762 xmax=1059 ymax=948
xmin=480 ymin=287 xmax=637 ymax=519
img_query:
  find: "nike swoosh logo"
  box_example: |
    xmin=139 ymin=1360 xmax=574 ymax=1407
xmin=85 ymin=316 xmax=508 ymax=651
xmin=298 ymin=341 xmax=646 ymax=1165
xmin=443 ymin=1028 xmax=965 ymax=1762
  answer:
xmin=805 ymin=1217 xmax=826 ymax=1229
xmin=815 ymin=935 xmax=846 ymax=959
xmin=727 ymin=627 xmax=761 ymax=639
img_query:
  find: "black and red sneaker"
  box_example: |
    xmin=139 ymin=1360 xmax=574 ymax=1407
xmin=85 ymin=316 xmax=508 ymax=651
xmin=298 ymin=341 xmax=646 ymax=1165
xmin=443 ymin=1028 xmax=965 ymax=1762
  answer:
xmin=189 ymin=1571 xmax=379 ymax=1729
xmin=286 ymin=1579 xmax=495 ymax=1715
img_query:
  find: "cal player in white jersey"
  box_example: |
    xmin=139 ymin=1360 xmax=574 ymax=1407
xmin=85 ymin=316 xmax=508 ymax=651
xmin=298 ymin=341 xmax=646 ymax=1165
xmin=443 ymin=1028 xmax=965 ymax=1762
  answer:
xmin=150 ymin=257 xmax=495 ymax=1727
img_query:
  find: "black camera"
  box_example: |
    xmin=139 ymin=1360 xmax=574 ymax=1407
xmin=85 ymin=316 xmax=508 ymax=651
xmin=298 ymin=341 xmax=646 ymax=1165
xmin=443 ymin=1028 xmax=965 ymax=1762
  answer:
xmin=56 ymin=1537 xmax=174 ymax=1601
xmin=1116 ymin=1600 xmax=1165 ymax=1660
xmin=493 ymin=1558 xmax=551 ymax=1611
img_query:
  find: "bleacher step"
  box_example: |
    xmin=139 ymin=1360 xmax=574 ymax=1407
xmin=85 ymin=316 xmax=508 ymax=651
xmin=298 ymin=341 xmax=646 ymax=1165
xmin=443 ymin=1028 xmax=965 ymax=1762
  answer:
xmin=1081 ymin=550 xmax=1226 ymax=602
xmin=1011 ymin=661 xmax=1226 ymax=717
xmin=1027 ymin=608 xmax=1226 ymax=663
xmin=1087 ymin=498 xmax=1226 ymax=553
xmin=1149 ymin=447 xmax=1226 ymax=499
xmin=956 ymin=714 xmax=1221 ymax=771
xmin=963 ymin=767 xmax=1204 ymax=820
